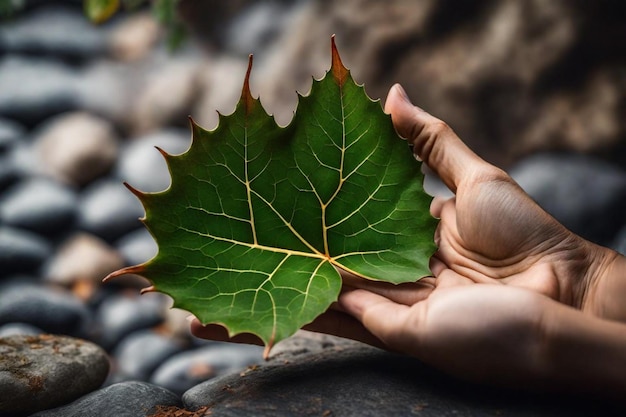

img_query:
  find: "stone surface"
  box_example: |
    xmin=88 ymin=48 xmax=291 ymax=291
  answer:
xmin=114 ymin=129 xmax=191 ymax=192
xmin=510 ymin=153 xmax=626 ymax=245
xmin=114 ymin=227 xmax=158 ymax=267
xmin=112 ymin=329 xmax=186 ymax=381
xmin=0 ymin=117 xmax=25 ymax=154
xmin=95 ymin=293 xmax=167 ymax=350
xmin=43 ymin=232 xmax=125 ymax=287
xmin=0 ymin=334 xmax=109 ymax=414
xmin=0 ymin=226 xmax=52 ymax=275
xmin=29 ymin=381 xmax=181 ymax=417
xmin=108 ymin=12 xmax=161 ymax=62
xmin=34 ymin=112 xmax=119 ymax=186
xmin=0 ymin=178 xmax=78 ymax=237
xmin=151 ymin=342 xmax=264 ymax=396
xmin=0 ymin=283 xmax=91 ymax=337
xmin=0 ymin=322 xmax=44 ymax=338
xmin=183 ymin=336 xmax=622 ymax=417
xmin=77 ymin=180 xmax=144 ymax=242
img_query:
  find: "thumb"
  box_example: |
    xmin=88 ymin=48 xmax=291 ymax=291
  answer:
xmin=384 ymin=84 xmax=487 ymax=193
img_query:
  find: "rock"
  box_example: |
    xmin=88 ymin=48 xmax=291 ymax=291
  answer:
xmin=112 ymin=329 xmax=186 ymax=381
xmin=183 ymin=336 xmax=619 ymax=417
xmin=151 ymin=342 xmax=264 ymax=396
xmin=0 ymin=322 xmax=44 ymax=338
xmin=114 ymin=129 xmax=191 ymax=193
xmin=0 ymin=56 xmax=80 ymax=126
xmin=510 ymin=153 xmax=626 ymax=246
xmin=77 ymin=180 xmax=144 ymax=242
xmin=0 ymin=283 xmax=91 ymax=337
xmin=0 ymin=334 xmax=109 ymax=415
xmin=612 ymin=225 xmax=626 ymax=256
xmin=115 ymin=227 xmax=158 ymax=267
xmin=0 ymin=117 xmax=25 ymax=154
xmin=0 ymin=178 xmax=78 ymax=237
xmin=34 ymin=112 xmax=119 ymax=187
xmin=0 ymin=226 xmax=52 ymax=276
xmin=0 ymin=155 xmax=21 ymax=192
xmin=43 ymin=233 xmax=125 ymax=288
xmin=108 ymin=12 xmax=161 ymax=62
xmin=95 ymin=292 xmax=167 ymax=350
xmin=30 ymin=381 xmax=182 ymax=417
xmin=0 ymin=6 xmax=108 ymax=62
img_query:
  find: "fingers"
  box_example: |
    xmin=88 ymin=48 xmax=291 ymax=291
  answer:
xmin=339 ymin=270 xmax=435 ymax=305
xmin=384 ymin=84 xmax=487 ymax=193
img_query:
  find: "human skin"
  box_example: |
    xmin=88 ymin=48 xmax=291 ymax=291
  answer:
xmin=190 ymin=84 xmax=626 ymax=402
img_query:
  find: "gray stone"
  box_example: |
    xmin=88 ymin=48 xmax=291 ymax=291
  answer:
xmin=0 ymin=6 xmax=108 ymax=61
xmin=0 ymin=56 xmax=80 ymax=125
xmin=0 ymin=178 xmax=78 ymax=237
xmin=30 ymin=381 xmax=181 ymax=417
xmin=115 ymin=227 xmax=158 ymax=266
xmin=0 ymin=226 xmax=52 ymax=276
xmin=0 ymin=117 xmax=25 ymax=154
xmin=183 ymin=337 xmax=620 ymax=417
xmin=0 ymin=322 xmax=44 ymax=338
xmin=114 ymin=129 xmax=190 ymax=193
xmin=151 ymin=342 xmax=264 ymax=396
xmin=77 ymin=180 xmax=144 ymax=242
xmin=612 ymin=224 xmax=626 ymax=256
xmin=0 ymin=283 xmax=90 ymax=337
xmin=112 ymin=329 xmax=186 ymax=381
xmin=510 ymin=153 xmax=626 ymax=246
xmin=34 ymin=112 xmax=119 ymax=187
xmin=95 ymin=293 xmax=167 ymax=350
xmin=0 ymin=334 xmax=109 ymax=415
xmin=0 ymin=155 xmax=21 ymax=192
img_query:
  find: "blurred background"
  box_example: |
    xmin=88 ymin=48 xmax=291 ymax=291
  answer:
xmin=0 ymin=0 xmax=625 ymax=398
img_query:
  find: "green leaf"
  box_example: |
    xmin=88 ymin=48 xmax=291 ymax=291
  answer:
xmin=84 ymin=0 xmax=120 ymax=23
xmin=106 ymin=38 xmax=437 ymax=356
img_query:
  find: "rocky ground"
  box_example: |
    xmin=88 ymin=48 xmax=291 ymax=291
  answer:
xmin=0 ymin=1 xmax=625 ymax=416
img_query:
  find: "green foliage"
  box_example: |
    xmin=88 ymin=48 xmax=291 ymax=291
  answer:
xmin=107 ymin=39 xmax=437 ymax=355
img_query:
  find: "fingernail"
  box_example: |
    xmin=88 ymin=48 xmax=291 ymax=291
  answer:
xmin=394 ymin=84 xmax=410 ymax=102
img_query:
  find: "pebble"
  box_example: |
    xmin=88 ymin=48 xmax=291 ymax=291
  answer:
xmin=0 ymin=155 xmax=21 ymax=192
xmin=114 ymin=129 xmax=191 ymax=193
xmin=29 ymin=381 xmax=181 ymax=417
xmin=43 ymin=232 xmax=125 ymax=288
xmin=95 ymin=292 xmax=167 ymax=351
xmin=34 ymin=112 xmax=119 ymax=187
xmin=0 ymin=117 xmax=25 ymax=154
xmin=114 ymin=227 xmax=158 ymax=267
xmin=150 ymin=342 xmax=264 ymax=396
xmin=0 ymin=334 xmax=109 ymax=415
xmin=77 ymin=180 xmax=144 ymax=242
xmin=0 ymin=56 xmax=80 ymax=125
xmin=0 ymin=178 xmax=78 ymax=237
xmin=0 ymin=226 xmax=52 ymax=276
xmin=510 ymin=153 xmax=626 ymax=246
xmin=0 ymin=283 xmax=91 ymax=337
xmin=0 ymin=322 xmax=44 ymax=338
xmin=112 ymin=329 xmax=186 ymax=381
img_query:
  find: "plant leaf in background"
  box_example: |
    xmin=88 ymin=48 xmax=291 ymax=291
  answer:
xmin=84 ymin=0 xmax=120 ymax=23
xmin=106 ymin=38 xmax=437 ymax=356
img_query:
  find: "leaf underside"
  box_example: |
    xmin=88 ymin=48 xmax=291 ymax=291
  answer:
xmin=107 ymin=37 xmax=437 ymax=356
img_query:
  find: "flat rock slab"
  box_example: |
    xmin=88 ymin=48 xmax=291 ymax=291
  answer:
xmin=0 ymin=334 xmax=109 ymax=415
xmin=183 ymin=341 xmax=623 ymax=417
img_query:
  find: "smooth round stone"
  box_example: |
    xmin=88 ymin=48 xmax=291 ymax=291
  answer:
xmin=0 ymin=178 xmax=78 ymax=237
xmin=30 ymin=381 xmax=181 ymax=417
xmin=0 ymin=226 xmax=52 ymax=276
xmin=115 ymin=227 xmax=157 ymax=266
xmin=151 ymin=342 xmax=264 ymax=396
xmin=0 ymin=283 xmax=90 ymax=337
xmin=0 ymin=322 xmax=44 ymax=338
xmin=77 ymin=180 xmax=144 ymax=242
xmin=43 ymin=232 xmax=125 ymax=287
xmin=95 ymin=293 xmax=167 ymax=350
xmin=0 ymin=117 xmax=25 ymax=153
xmin=0 ymin=155 xmax=22 ymax=192
xmin=0 ymin=334 xmax=109 ymax=415
xmin=114 ymin=129 xmax=190 ymax=193
xmin=183 ymin=341 xmax=618 ymax=417
xmin=0 ymin=56 xmax=79 ymax=125
xmin=35 ymin=112 xmax=119 ymax=187
xmin=0 ymin=6 xmax=108 ymax=61
xmin=112 ymin=329 xmax=186 ymax=381
xmin=510 ymin=153 xmax=626 ymax=246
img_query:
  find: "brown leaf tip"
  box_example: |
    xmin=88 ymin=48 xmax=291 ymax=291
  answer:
xmin=241 ymin=54 xmax=256 ymax=114
xmin=331 ymin=35 xmax=349 ymax=87
xmin=103 ymin=265 xmax=146 ymax=283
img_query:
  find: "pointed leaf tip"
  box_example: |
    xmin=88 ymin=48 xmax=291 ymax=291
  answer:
xmin=331 ymin=35 xmax=348 ymax=86
xmin=241 ymin=54 xmax=256 ymax=114
xmin=103 ymin=265 xmax=146 ymax=283
xmin=123 ymin=182 xmax=144 ymax=199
